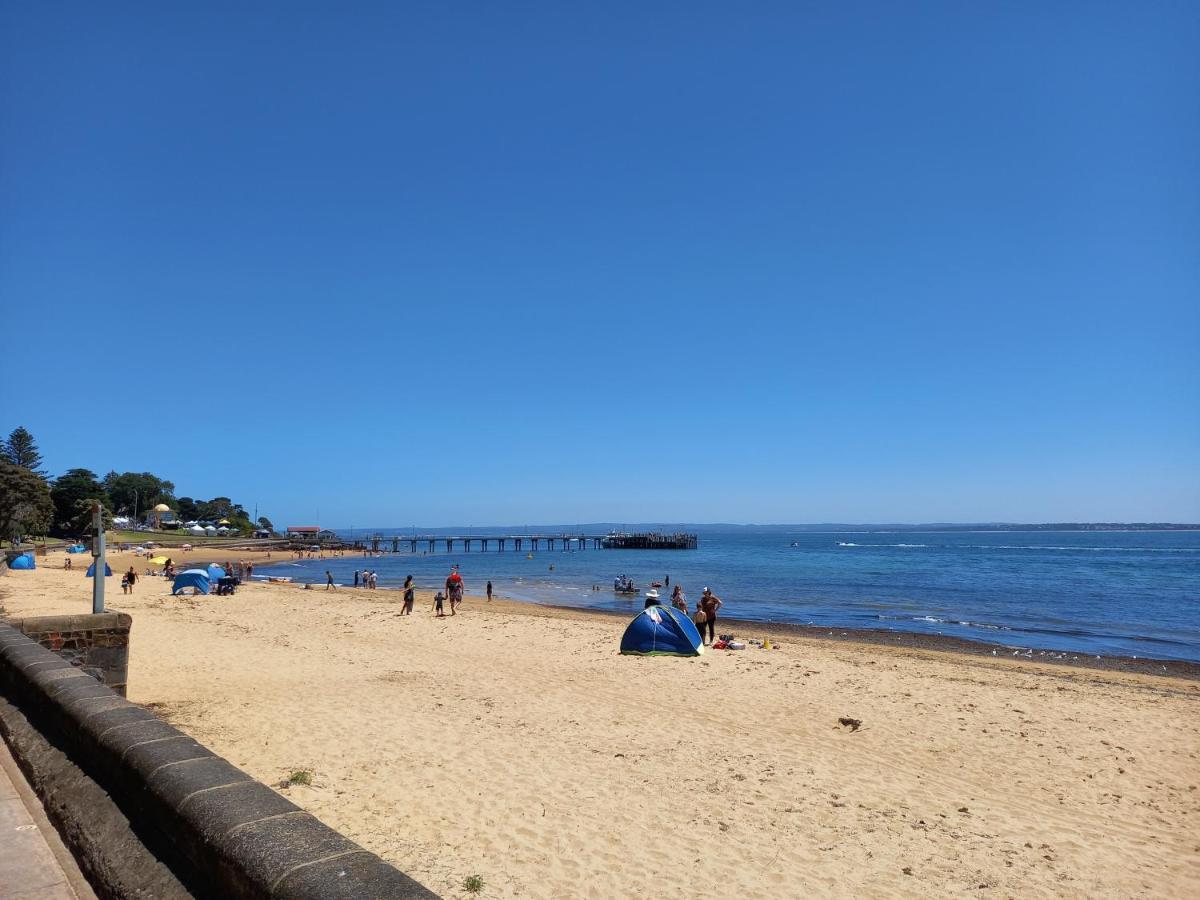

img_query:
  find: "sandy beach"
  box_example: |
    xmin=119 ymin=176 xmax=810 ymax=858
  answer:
xmin=3 ymin=551 xmax=1199 ymax=899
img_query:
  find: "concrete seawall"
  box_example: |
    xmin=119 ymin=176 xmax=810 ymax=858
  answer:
xmin=0 ymin=622 xmax=438 ymax=898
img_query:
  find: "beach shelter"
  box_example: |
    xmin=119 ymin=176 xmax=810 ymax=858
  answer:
xmin=150 ymin=555 xmax=169 ymax=565
xmin=67 ymin=544 xmax=88 ymax=553
xmin=206 ymin=563 xmax=227 ymax=581
xmin=85 ymin=562 xmax=113 ymax=577
xmin=172 ymin=569 xmax=210 ymax=595
xmin=188 ymin=525 xmax=205 ymax=536
xmin=204 ymin=526 xmax=217 ymax=536
xmin=619 ymin=605 xmax=704 ymax=657
xmin=8 ymin=554 xmax=36 ymax=570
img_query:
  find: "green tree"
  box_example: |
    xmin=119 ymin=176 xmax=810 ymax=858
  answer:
xmin=68 ymin=499 xmax=112 ymax=536
xmin=50 ymin=469 xmax=108 ymax=536
xmin=1 ymin=427 xmax=45 ymax=476
xmin=257 ymin=516 xmax=274 ymax=532
xmin=0 ymin=461 xmax=54 ymax=544
xmin=175 ymin=497 xmax=199 ymax=521
xmin=102 ymin=471 xmax=175 ymax=517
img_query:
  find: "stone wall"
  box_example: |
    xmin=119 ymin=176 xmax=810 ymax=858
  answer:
xmin=0 ymin=622 xmax=438 ymax=898
xmin=3 ymin=612 xmax=131 ymax=696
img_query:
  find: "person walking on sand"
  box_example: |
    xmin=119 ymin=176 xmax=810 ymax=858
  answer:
xmin=433 ymin=590 xmax=446 ymax=617
xmin=486 ymin=580 xmax=493 ymax=602
xmin=125 ymin=567 xmax=138 ymax=595
xmin=326 ymin=570 xmax=335 ymax=590
xmin=403 ymin=575 xmax=415 ymax=614
xmin=699 ymin=587 xmax=722 ymax=645
xmin=445 ymin=566 xmax=464 ymax=616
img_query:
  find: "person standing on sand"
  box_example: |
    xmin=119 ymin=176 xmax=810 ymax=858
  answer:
xmin=354 ymin=570 xmax=360 ymax=588
xmin=486 ymin=580 xmax=493 ymax=602
xmin=699 ymin=587 xmax=721 ymax=645
xmin=445 ymin=566 xmax=464 ymax=616
xmin=326 ymin=570 xmax=335 ymax=590
xmin=671 ymin=584 xmax=687 ymax=614
xmin=403 ymin=575 xmax=415 ymax=614
xmin=433 ymin=590 xmax=445 ymax=617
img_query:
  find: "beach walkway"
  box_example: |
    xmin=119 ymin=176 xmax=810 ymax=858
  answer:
xmin=0 ymin=736 xmax=94 ymax=900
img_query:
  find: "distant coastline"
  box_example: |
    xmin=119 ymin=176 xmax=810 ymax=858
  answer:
xmin=332 ymin=521 xmax=1200 ymax=536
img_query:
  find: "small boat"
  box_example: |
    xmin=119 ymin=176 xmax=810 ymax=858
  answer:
xmin=651 ymin=581 xmax=663 ymax=588
xmin=613 ymin=576 xmax=637 ymax=594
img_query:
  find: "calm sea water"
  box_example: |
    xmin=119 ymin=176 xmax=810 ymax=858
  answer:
xmin=256 ymin=531 xmax=1200 ymax=662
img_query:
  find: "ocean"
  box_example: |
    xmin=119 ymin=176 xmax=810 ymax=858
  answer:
xmin=256 ymin=530 xmax=1200 ymax=662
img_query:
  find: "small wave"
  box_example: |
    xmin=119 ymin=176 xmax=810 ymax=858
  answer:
xmin=894 ymin=543 xmax=927 ymax=548
xmin=837 ymin=542 xmax=858 ymax=547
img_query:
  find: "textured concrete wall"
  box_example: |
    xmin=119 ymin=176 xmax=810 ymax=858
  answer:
xmin=4 ymin=612 xmax=131 ymax=696
xmin=0 ymin=623 xmax=438 ymax=899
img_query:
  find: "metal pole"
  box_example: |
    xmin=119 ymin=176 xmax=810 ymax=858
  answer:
xmin=91 ymin=502 xmax=105 ymax=613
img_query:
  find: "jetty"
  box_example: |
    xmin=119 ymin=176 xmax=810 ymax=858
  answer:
xmin=344 ymin=531 xmax=697 ymax=553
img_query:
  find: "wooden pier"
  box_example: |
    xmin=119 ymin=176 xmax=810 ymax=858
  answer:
xmin=345 ymin=532 xmax=698 ymax=554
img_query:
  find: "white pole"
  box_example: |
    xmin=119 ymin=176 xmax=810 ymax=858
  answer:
xmin=92 ymin=502 xmax=105 ymax=614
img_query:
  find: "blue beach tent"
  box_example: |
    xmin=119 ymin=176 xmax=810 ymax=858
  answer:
xmin=67 ymin=544 xmax=88 ymax=554
xmin=85 ymin=562 xmax=113 ymax=577
xmin=8 ymin=554 xmax=36 ymax=570
xmin=206 ymin=564 xmax=227 ymax=582
xmin=173 ymin=569 xmax=211 ymax=595
xmin=619 ymin=605 xmax=704 ymax=657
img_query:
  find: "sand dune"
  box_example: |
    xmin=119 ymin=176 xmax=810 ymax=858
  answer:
xmin=3 ymin=554 xmax=1198 ymax=898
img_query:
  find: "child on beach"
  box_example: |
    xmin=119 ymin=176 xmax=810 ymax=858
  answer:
xmin=433 ymin=591 xmax=445 ymax=617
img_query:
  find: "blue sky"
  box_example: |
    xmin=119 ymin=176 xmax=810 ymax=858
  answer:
xmin=2 ymin=2 xmax=1197 ymax=526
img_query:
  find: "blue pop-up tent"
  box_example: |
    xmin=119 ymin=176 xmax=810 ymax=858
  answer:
xmin=206 ymin=564 xmax=227 ymax=582
xmin=619 ymin=605 xmax=704 ymax=657
xmin=85 ymin=562 xmax=113 ymax=577
xmin=8 ymin=554 xmax=36 ymax=570
xmin=173 ymin=569 xmax=211 ymax=595
xmin=67 ymin=544 xmax=88 ymax=554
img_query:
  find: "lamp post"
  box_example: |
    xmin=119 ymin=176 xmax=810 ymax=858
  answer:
xmin=91 ymin=502 xmax=105 ymax=613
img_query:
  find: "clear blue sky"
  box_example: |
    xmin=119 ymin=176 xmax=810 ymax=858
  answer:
xmin=2 ymin=2 xmax=1197 ymax=526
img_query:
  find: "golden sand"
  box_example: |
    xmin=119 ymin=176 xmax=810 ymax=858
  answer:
xmin=3 ymin=552 xmax=1199 ymax=898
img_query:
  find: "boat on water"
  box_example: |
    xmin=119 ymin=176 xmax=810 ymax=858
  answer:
xmin=613 ymin=575 xmax=637 ymax=594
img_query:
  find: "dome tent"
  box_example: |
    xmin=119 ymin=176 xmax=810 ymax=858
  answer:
xmin=206 ymin=563 xmax=227 ymax=582
xmin=85 ymin=562 xmax=113 ymax=577
xmin=619 ymin=605 xmax=704 ymax=657
xmin=172 ymin=569 xmax=210 ymax=595
xmin=8 ymin=554 xmax=36 ymax=570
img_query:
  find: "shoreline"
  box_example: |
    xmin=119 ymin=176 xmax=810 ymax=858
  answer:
xmin=10 ymin=544 xmax=1200 ymax=677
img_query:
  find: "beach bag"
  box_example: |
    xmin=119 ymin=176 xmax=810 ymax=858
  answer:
xmin=693 ymin=609 xmax=707 ymax=626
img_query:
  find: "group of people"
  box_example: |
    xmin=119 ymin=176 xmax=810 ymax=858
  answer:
xmin=650 ymin=583 xmax=723 ymax=645
xmin=350 ymin=570 xmax=379 ymax=589
xmin=434 ymin=566 xmax=465 ymax=617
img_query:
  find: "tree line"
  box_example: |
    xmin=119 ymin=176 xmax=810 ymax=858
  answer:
xmin=0 ymin=426 xmax=274 ymax=543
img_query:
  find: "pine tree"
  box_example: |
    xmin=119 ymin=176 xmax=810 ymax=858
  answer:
xmin=1 ymin=427 xmax=45 ymax=476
